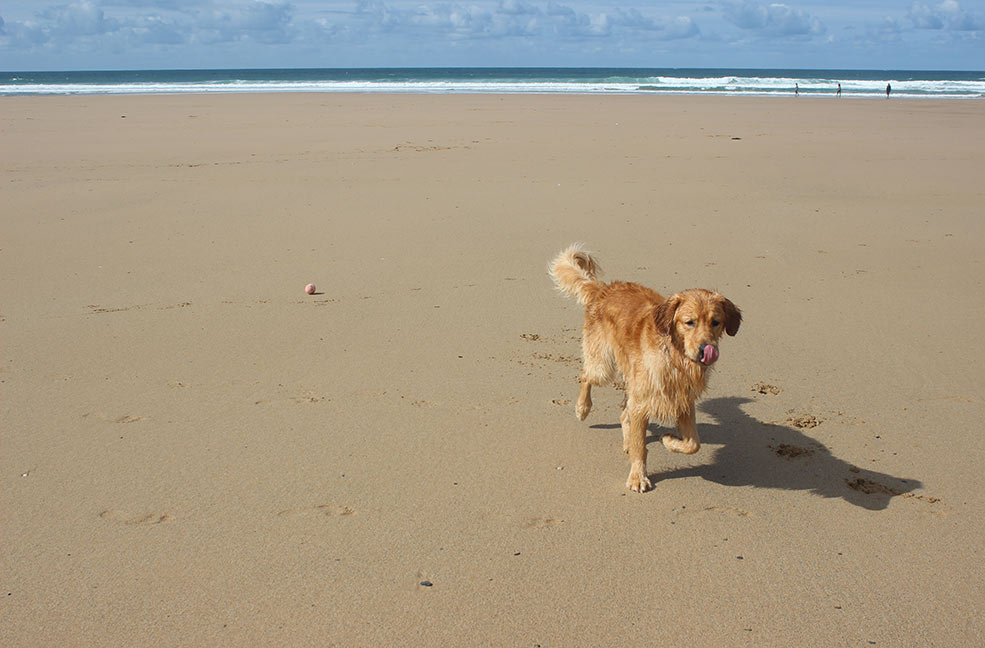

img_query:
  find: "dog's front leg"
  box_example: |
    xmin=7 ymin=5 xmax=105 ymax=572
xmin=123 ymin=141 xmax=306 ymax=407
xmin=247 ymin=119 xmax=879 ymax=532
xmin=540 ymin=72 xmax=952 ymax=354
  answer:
xmin=661 ymin=408 xmax=700 ymax=455
xmin=620 ymin=405 xmax=630 ymax=454
xmin=625 ymin=406 xmax=652 ymax=493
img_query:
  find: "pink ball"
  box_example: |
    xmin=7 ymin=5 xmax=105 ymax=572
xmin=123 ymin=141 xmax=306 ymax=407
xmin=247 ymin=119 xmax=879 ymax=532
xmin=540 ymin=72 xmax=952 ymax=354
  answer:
xmin=305 ymin=283 xmax=316 ymax=295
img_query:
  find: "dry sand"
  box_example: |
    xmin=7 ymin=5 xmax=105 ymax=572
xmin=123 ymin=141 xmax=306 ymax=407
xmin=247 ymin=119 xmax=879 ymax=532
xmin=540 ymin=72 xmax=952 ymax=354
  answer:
xmin=2 ymin=93 xmax=984 ymax=646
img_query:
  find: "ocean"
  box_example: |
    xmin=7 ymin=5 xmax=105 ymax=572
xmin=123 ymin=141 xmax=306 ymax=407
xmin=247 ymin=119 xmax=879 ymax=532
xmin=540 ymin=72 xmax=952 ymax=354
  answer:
xmin=1 ymin=68 xmax=983 ymax=98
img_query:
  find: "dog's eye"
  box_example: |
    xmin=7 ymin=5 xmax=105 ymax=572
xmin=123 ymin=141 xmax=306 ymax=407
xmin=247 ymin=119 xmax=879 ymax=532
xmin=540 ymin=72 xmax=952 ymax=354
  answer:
xmin=712 ymin=320 xmax=721 ymax=327
xmin=685 ymin=320 xmax=695 ymax=328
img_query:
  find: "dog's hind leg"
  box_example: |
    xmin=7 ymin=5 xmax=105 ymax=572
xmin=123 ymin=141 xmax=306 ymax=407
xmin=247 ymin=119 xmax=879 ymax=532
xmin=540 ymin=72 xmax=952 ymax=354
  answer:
xmin=576 ymin=372 xmax=594 ymax=420
xmin=575 ymin=331 xmax=614 ymax=421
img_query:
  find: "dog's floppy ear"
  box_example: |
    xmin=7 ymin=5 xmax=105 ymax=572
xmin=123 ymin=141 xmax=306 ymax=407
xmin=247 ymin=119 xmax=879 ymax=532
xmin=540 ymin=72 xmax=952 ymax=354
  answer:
xmin=654 ymin=294 xmax=682 ymax=335
xmin=721 ymin=297 xmax=742 ymax=336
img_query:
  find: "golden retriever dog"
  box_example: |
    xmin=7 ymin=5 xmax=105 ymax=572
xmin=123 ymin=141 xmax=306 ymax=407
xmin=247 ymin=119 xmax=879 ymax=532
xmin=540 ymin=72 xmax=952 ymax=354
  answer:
xmin=549 ymin=244 xmax=741 ymax=492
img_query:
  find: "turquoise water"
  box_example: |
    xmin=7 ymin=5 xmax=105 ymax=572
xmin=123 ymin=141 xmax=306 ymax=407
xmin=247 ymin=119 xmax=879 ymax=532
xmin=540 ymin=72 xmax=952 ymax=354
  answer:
xmin=2 ymin=68 xmax=983 ymax=97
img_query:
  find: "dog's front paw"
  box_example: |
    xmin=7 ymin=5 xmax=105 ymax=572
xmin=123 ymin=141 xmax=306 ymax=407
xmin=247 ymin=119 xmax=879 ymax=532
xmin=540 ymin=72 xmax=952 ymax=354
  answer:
xmin=626 ymin=466 xmax=652 ymax=493
xmin=661 ymin=434 xmax=700 ymax=455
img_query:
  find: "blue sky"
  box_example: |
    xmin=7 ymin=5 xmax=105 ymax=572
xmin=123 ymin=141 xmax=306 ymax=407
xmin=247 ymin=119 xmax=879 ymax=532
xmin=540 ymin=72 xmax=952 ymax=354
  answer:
xmin=0 ymin=1 xmax=982 ymax=71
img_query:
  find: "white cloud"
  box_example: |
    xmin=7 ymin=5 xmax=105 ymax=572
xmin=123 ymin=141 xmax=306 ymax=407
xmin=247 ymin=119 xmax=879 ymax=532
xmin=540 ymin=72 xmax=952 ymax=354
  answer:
xmin=909 ymin=2 xmax=944 ymax=29
xmin=42 ymin=1 xmax=121 ymax=39
xmin=611 ymin=9 xmax=699 ymax=39
xmin=908 ymin=1 xmax=983 ymax=31
xmin=0 ymin=0 xmax=299 ymax=49
xmin=0 ymin=1 xmax=981 ymax=70
xmin=135 ymin=14 xmax=186 ymax=43
xmin=349 ymin=1 xmax=699 ymax=41
xmin=498 ymin=0 xmax=538 ymax=17
xmin=197 ymin=1 xmax=295 ymax=44
xmin=721 ymin=1 xmax=825 ymax=37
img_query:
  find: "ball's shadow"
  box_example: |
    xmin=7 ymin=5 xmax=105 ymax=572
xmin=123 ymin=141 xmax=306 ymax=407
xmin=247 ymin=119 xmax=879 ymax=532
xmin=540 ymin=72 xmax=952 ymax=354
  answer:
xmin=593 ymin=396 xmax=922 ymax=510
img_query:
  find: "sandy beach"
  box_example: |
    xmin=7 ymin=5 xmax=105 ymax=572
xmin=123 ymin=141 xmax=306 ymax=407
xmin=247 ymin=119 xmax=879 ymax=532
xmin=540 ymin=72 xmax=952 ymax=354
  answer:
xmin=2 ymin=93 xmax=984 ymax=646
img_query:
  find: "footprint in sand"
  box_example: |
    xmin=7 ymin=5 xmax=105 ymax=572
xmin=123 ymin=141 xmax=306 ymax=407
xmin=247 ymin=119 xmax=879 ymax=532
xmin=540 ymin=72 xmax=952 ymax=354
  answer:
xmin=393 ymin=143 xmax=458 ymax=153
xmin=87 ymin=304 xmax=141 ymax=314
xmin=531 ymin=352 xmax=579 ymax=364
xmin=704 ymin=506 xmax=751 ymax=517
xmin=415 ymin=571 xmax=435 ymax=590
xmin=751 ymin=381 xmax=781 ymax=395
xmin=521 ymin=517 xmax=565 ymax=529
xmin=254 ymin=392 xmax=325 ymax=406
xmin=99 ymin=510 xmax=174 ymax=525
xmin=845 ymin=477 xmax=900 ymax=496
xmin=786 ymin=414 xmax=823 ymax=429
xmin=845 ymin=476 xmax=943 ymax=506
xmin=82 ymin=413 xmax=146 ymax=424
xmin=277 ymin=505 xmax=356 ymax=518
xmin=674 ymin=505 xmax=751 ymax=518
xmin=400 ymin=396 xmax=435 ymax=408
xmin=771 ymin=443 xmax=822 ymax=459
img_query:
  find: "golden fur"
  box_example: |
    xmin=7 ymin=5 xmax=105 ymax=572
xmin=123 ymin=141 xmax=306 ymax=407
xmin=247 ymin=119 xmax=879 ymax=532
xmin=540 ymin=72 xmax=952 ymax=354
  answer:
xmin=549 ymin=243 xmax=742 ymax=492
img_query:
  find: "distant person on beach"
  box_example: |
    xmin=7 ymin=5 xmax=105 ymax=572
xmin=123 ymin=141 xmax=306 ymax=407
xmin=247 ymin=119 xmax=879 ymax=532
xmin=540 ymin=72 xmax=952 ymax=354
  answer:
xmin=886 ymin=83 xmax=892 ymax=98
xmin=837 ymin=83 xmax=841 ymax=97
xmin=795 ymin=83 xmax=799 ymax=96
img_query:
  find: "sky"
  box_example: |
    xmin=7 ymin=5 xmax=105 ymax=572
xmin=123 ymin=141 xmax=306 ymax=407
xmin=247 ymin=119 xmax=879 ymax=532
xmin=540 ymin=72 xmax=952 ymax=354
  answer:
xmin=0 ymin=1 xmax=982 ymax=71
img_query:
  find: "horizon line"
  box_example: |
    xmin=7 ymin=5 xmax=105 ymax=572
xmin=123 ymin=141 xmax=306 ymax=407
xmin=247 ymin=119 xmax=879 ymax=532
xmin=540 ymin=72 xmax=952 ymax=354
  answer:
xmin=3 ymin=65 xmax=984 ymax=75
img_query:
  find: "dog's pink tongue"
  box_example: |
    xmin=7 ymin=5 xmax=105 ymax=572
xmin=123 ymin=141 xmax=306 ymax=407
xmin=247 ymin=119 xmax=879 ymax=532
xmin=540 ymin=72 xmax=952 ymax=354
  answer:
xmin=702 ymin=345 xmax=719 ymax=365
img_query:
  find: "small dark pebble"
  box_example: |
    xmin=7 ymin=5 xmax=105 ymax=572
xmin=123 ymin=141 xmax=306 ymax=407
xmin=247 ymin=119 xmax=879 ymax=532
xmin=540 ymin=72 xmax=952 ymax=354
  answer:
xmin=736 ymin=556 xmax=744 ymax=560
xmin=420 ymin=580 xmax=433 ymax=587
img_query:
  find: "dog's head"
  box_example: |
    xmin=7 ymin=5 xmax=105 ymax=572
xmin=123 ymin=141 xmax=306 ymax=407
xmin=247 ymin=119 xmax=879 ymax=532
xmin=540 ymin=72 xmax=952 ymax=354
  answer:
xmin=654 ymin=289 xmax=741 ymax=366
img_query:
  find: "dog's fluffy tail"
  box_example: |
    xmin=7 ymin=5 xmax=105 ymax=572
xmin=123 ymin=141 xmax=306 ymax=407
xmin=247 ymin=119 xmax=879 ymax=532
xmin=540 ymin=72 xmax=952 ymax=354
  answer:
xmin=549 ymin=243 xmax=603 ymax=306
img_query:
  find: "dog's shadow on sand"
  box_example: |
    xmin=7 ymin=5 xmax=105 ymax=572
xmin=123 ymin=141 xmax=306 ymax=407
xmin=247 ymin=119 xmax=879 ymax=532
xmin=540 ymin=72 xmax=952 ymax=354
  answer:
xmin=593 ymin=397 xmax=923 ymax=510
